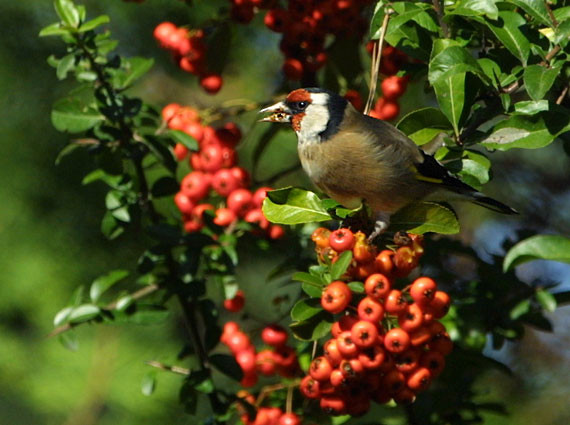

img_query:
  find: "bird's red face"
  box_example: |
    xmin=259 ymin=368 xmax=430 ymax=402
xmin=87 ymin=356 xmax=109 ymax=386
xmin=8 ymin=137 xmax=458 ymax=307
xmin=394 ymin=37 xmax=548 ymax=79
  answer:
xmin=259 ymin=89 xmax=313 ymax=132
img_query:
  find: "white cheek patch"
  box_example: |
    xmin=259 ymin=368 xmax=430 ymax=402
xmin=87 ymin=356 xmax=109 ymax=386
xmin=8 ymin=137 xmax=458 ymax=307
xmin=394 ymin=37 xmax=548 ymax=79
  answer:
xmin=297 ymin=103 xmax=330 ymax=144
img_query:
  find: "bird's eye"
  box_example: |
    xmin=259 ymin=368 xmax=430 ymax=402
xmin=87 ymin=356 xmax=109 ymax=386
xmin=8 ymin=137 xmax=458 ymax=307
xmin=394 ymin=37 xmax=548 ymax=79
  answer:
xmin=298 ymin=101 xmax=308 ymax=109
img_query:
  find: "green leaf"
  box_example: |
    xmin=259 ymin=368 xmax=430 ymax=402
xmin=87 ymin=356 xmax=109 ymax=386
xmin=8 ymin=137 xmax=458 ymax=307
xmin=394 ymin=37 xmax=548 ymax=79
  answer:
xmin=514 ymin=100 xmax=549 ymax=115
xmin=59 ymin=332 xmax=79 ymax=351
xmin=141 ymin=372 xmax=157 ymax=396
xmin=536 ymin=289 xmax=557 ymax=313
xmin=262 ymin=188 xmax=331 ymax=225
xmin=387 ymin=2 xmax=438 ymax=34
xmin=446 ymin=150 xmax=491 ymax=189
xmin=429 ymin=42 xmax=489 ymax=86
xmin=115 ymin=295 xmax=134 ymax=311
xmin=503 ymin=235 xmax=570 ymax=271
xmin=78 ymin=15 xmax=110 ymax=32
xmin=169 ymin=129 xmax=199 ymax=151
xmin=369 ymin=1 xmax=387 ymax=39
xmin=396 ymin=107 xmax=452 ymax=145
xmin=121 ymin=305 xmax=169 ymax=325
xmin=114 ymin=57 xmax=154 ymax=89
xmin=51 ymin=98 xmax=104 ymax=133
xmin=508 ymin=0 xmax=551 ymax=27
xmin=510 ymin=299 xmax=530 ymax=320
xmin=452 ymin=0 xmax=499 ymax=20
xmin=482 ymin=109 xmax=570 ymax=150
xmin=55 ymin=0 xmax=80 ymax=28
xmin=330 ymin=251 xmax=353 ymax=280
xmin=53 ymin=306 xmax=73 ymax=326
xmin=209 ymin=354 xmax=243 ymax=381
xmin=101 ymin=211 xmax=124 ymax=240
xmin=292 ymin=271 xmax=325 ymax=286
xmin=485 ymin=11 xmax=530 ymax=66
xmin=389 ymin=202 xmax=459 ymax=234
xmin=39 ymin=22 xmax=70 ymax=37
xmin=290 ymin=311 xmax=334 ymax=341
xmin=90 ymin=269 xmax=129 ymax=302
xmin=302 ymin=282 xmax=323 ymax=298
xmin=433 ymin=73 xmax=466 ymax=137
xmin=68 ymin=304 xmax=101 ymax=323
xmin=523 ymin=65 xmax=559 ymax=101
xmin=151 ymin=177 xmax=179 ymax=197
xmin=347 ymin=281 xmax=364 ymax=293
xmin=291 ymin=298 xmax=323 ymax=321
xmin=331 ymin=415 xmax=352 ymax=425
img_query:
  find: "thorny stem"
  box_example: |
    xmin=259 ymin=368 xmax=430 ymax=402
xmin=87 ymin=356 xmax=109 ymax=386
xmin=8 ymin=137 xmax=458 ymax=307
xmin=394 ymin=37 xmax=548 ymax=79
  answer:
xmin=48 ymin=283 xmax=160 ymax=338
xmin=75 ymin=34 xmax=159 ymax=222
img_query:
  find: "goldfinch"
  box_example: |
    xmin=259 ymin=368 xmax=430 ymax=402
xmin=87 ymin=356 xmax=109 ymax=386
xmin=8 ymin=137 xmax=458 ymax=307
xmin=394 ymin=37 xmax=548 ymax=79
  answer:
xmin=260 ymin=88 xmax=517 ymax=237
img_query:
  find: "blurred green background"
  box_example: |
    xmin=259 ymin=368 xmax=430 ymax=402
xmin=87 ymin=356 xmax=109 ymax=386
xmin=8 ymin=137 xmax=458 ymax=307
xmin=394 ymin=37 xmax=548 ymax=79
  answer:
xmin=1 ymin=1 xmax=569 ymax=424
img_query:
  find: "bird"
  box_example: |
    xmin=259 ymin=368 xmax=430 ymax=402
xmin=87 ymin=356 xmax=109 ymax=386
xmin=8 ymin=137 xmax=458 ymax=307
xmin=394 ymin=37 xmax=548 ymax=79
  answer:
xmin=259 ymin=87 xmax=517 ymax=238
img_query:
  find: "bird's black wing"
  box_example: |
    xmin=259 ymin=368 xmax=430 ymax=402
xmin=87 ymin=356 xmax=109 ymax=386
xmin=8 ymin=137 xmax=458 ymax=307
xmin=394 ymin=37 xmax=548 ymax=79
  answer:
xmin=413 ymin=150 xmax=476 ymax=193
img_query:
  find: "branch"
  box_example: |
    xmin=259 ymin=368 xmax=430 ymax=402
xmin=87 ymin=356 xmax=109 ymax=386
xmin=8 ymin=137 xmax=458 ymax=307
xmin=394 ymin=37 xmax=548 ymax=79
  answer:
xmin=145 ymin=360 xmax=190 ymax=376
xmin=432 ymin=0 xmax=450 ymax=38
xmin=48 ymin=283 xmax=160 ymax=338
xmin=364 ymin=11 xmax=391 ymax=115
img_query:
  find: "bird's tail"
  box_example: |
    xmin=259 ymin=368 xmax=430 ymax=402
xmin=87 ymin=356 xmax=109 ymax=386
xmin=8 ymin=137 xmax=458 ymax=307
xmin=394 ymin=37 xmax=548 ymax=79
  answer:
xmin=471 ymin=192 xmax=518 ymax=215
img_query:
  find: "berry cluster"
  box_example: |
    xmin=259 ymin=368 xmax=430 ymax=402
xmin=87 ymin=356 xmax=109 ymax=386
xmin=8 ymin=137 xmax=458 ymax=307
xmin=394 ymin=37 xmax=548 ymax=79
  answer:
xmin=153 ymin=22 xmax=223 ymax=94
xmin=163 ymin=103 xmax=284 ymax=238
xmin=221 ymin=322 xmax=300 ymax=389
xmin=236 ymin=397 xmax=302 ymax=425
xmin=300 ymin=228 xmax=452 ymax=415
xmin=367 ymin=44 xmax=410 ymax=121
xmin=228 ymin=0 xmax=373 ymax=81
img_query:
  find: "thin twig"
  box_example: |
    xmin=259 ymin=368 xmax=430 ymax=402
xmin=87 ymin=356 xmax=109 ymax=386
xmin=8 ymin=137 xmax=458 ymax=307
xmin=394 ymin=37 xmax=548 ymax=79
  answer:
xmin=145 ymin=360 xmax=190 ymax=376
xmin=286 ymin=385 xmax=293 ymax=414
xmin=556 ymin=85 xmax=569 ymax=105
xmin=48 ymin=283 xmax=160 ymax=338
xmin=364 ymin=11 xmax=391 ymax=115
xmin=432 ymin=0 xmax=450 ymax=38
xmin=545 ymin=0 xmax=559 ymax=27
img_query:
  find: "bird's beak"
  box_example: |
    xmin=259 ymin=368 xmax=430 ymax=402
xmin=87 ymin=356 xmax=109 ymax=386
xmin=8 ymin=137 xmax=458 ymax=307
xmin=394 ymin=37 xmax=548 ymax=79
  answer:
xmin=258 ymin=101 xmax=292 ymax=123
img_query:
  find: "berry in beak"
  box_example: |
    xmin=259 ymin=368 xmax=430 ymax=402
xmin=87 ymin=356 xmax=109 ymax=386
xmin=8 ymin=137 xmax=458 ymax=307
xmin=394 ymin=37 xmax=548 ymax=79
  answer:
xmin=259 ymin=101 xmax=292 ymax=123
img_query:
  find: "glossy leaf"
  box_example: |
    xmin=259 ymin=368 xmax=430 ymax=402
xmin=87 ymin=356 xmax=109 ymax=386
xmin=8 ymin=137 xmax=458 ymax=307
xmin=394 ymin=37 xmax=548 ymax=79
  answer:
xmin=429 ymin=43 xmax=488 ymax=86
xmin=55 ymin=0 xmax=80 ymax=28
xmin=209 ymin=354 xmax=243 ymax=381
xmin=452 ymin=0 xmax=499 ymax=20
xmin=503 ymin=235 xmax=570 ymax=271
xmin=169 ymin=130 xmax=199 ymax=151
xmin=262 ymin=188 xmax=331 ymax=225
xmin=510 ymin=299 xmax=530 ymax=320
xmin=39 ymin=23 xmax=70 ymax=37
xmin=485 ymin=11 xmax=530 ymax=66
xmin=53 ymin=306 xmax=73 ymax=326
xmin=508 ymin=0 xmax=551 ymax=26
xmin=389 ymin=202 xmax=460 ymax=234
xmin=141 ymin=372 xmax=156 ymax=396
xmin=482 ymin=110 xmax=570 ymax=150
xmin=292 ymin=271 xmax=326 ymax=286
xmin=291 ymin=298 xmax=323 ymax=321
xmin=114 ymin=57 xmax=154 ymax=89
xmin=51 ymin=98 xmax=104 ymax=133
xmin=290 ymin=311 xmax=334 ymax=341
xmin=68 ymin=304 xmax=101 ymax=323
xmin=397 ymin=107 xmax=452 ymax=145
xmin=369 ymin=1 xmax=386 ymax=39
xmin=523 ymin=65 xmax=559 ymax=101
xmin=59 ymin=332 xmax=79 ymax=351
xmin=90 ymin=269 xmax=129 ymax=302
xmin=433 ymin=73 xmax=466 ymax=136
xmin=78 ymin=15 xmax=110 ymax=32
xmin=514 ymin=100 xmax=549 ymax=115
xmin=536 ymin=289 xmax=557 ymax=313
xmin=330 ymin=251 xmax=353 ymax=280
xmin=302 ymin=282 xmax=323 ymax=298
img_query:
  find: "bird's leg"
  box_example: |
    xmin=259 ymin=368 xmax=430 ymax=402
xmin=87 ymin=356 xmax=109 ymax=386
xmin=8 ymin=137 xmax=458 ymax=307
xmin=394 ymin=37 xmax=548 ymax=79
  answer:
xmin=368 ymin=211 xmax=391 ymax=242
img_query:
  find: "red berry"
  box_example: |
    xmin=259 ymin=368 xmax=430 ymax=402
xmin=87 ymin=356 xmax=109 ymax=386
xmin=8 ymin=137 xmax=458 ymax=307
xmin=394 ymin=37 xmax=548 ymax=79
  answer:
xmin=283 ymin=58 xmax=304 ymax=80
xmin=261 ymin=324 xmax=288 ymax=347
xmin=374 ymin=250 xmax=395 ymax=276
xmin=309 ymin=356 xmax=333 ymax=381
xmin=252 ymin=187 xmax=272 ymax=207
xmin=357 ymin=296 xmax=384 ymax=323
xmin=381 ymin=75 xmax=407 ymax=100
xmin=344 ymin=89 xmax=364 ymax=111
xmin=267 ymin=225 xmax=285 ymax=239
xmin=200 ymin=144 xmax=224 ymax=172
xmin=383 ymin=369 xmax=406 ymax=394
xmin=173 ymin=143 xmax=189 ymax=161
xmin=180 ymin=171 xmax=210 ymax=201
xmin=153 ymin=22 xmax=177 ymax=45
xmin=321 ymin=281 xmax=352 ymax=314
xmin=244 ymin=208 xmax=270 ymax=230
xmin=358 ymin=345 xmax=385 ymax=370
xmin=385 ymin=289 xmax=408 ymax=315
xmin=214 ymin=208 xmax=237 ymax=227
xmin=393 ymin=388 xmax=416 ymax=404
xmin=394 ymin=349 xmax=420 ymax=373
xmin=299 ymin=375 xmax=320 ymax=399
xmin=410 ymin=277 xmax=438 ymax=306
xmin=174 ymin=191 xmax=194 ymax=215
xmin=200 ymin=73 xmax=223 ymax=94
xmin=407 ymin=367 xmax=432 ymax=392
xmin=212 ymin=169 xmax=240 ymax=197
xmin=398 ymin=303 xmax=424 ymax=332
xmin=162 ymin=103 xmax=180 ymax=122
xmin=236 ymin=348 xmax=256 ymax=374
xmin=420 ymin=350 xmax=446 ymax=377
xmin=227 ymin=188 xmax=253 ymax=217
xmin=384 ymin=328 xmax=411 ymax=353
xmin=430 ymin=291 xmax=451 ymax=318
xmin=182 ymin=121 xmax=205 ymax=143
xmin=339 ymin=357 xmax=364 ymax=378
xmin=323 ymin=339 xmax=343 ymax=367
xmin=336 ymin=331 xmax=359 ymax=358
xmin=230 ymin=166 xmax=250 ymax=188
xmin=364 ymin=273 xmax=391 ymax=300
xmin=278 ymin=413 xmax=301 ymax=425
xmin=264 ymin=8 xmax=289 ymax=32
xmin=331 ymin=314 xmax=358 ymax=337
xmin=329 ymin=228 xmax=355 ymax=252
xmin=256 ymin=349 xmax=277 ymax=376
xmin=226 ymin=331 xmax=251 ymax=354
xmin=320 ymin=395 xmax=346 ymax=415
xmin=223 ymin=289 xmax=245 ymax=312
xmin=351 ymin=320 xmax=379 ymax=348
